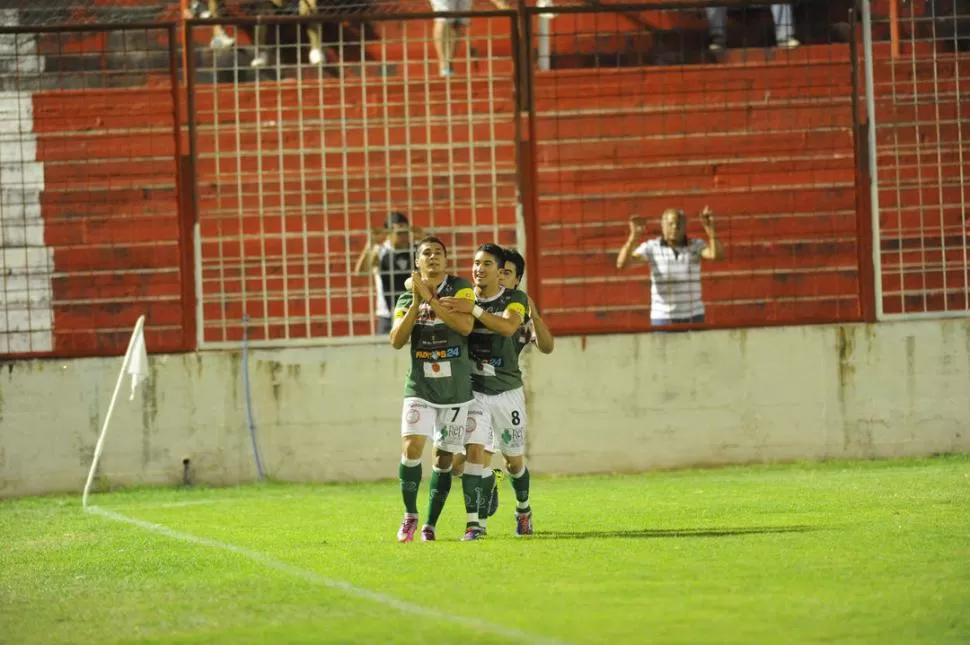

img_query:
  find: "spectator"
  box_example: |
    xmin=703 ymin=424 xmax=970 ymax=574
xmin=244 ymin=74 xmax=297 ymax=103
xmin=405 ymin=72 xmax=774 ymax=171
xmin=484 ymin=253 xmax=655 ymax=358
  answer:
xmin=615 ymin=207 xmax=724 ymax=329
xmin=430 ymin=0 xmax=510 ymax=78
xmin=706 ymin=4 xmax=800 ymax=51
xmin=188 ymin=0 xmax=235 ymax=50
xmin=249 ymin=0 xmax=324 ymax=67
xmin=354 ymin=212 xmax=419 ymax=335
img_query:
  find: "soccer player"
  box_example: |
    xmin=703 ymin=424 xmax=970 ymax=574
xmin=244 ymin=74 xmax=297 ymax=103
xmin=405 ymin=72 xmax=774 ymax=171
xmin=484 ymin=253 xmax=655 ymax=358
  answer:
xmin=441 ymin=243 xmax=535 ymax=537
xmin=390 ymin=236 xmax=476 ymax=543
xmin=500 ymin=248 xmax=555 ymax=356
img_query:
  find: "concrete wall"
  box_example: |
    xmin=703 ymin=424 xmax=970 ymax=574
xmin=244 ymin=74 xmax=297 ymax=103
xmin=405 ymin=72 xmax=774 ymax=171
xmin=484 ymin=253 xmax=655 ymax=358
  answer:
xmin=1 ymin=319 xmax=968 ymax=498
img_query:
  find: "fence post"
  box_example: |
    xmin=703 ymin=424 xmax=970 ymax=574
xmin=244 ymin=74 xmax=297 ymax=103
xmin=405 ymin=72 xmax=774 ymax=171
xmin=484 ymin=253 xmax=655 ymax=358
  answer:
xmin=861 ymin=0 xmax=884 ymax=320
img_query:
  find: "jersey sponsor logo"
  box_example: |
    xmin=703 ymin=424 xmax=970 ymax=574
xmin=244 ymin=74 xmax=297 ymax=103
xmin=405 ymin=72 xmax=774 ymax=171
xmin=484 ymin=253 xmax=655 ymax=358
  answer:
xmin=471 ymin=357 xmax=503 ymax=376
xmin=414 ymin=346 xmax=461 ymax=360
xmin=423 ymin=361 xmax=453 ymax=378
xmin=415 ymin=324 xmax=450 ymax=349
xmin=501 ymin=427 xmax=525 ymax=445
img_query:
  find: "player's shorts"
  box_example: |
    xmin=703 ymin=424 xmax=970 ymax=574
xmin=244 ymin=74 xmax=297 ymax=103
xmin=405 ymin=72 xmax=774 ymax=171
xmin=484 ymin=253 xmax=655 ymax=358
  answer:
xmin=467 ymin=387 xmax=527 ymax=457
xmin=430 ymin=0 xmax=472 ymax=25
xmin=400 ymin=397 xmax=470 ymax=454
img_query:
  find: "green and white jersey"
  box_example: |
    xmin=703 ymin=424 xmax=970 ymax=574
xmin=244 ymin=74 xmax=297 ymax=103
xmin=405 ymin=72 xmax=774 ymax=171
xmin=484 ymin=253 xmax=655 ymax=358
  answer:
xmin=394 ymin=275 xmax=476 ymax=406
xmin=468 ymin=287 xmax=529 ymax=395
xmin=514 ymin=309 xmax=534 ymax=357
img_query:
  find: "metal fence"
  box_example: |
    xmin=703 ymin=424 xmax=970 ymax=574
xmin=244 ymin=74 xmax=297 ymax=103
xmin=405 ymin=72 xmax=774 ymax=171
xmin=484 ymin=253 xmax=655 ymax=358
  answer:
xmin=0 ymin=20 xmax=190 ymax=357
xmin=0 ymin=0 xmax=967 ymax=358
xmin=864 ymin=0 xmax=970 ymax=319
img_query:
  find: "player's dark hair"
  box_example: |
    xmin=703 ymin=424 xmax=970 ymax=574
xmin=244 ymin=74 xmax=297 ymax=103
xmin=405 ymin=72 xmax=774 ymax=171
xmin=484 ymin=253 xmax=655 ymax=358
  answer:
xmin=502 ymin=248 xmax=526 ymax=285
xmin=415 ymin=236 xmax=447 ymax=260
xmin=385 ymin=211 xmax=409 ymax=228
xmin=476 ymin=243 xmax=506 ymax=265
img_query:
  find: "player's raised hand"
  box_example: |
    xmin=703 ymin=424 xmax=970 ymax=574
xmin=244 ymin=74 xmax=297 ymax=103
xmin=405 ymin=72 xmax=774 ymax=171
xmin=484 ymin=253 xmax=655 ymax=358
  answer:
xmin=409 ymin=272 xmax=426 ymax=301
xmin=699 ymin=206 xmax=715 ymax=231
xmin=628 ymin=215 xmax=646 ymax=238
xmin=439 ymin=297 xmax=474 ymax=313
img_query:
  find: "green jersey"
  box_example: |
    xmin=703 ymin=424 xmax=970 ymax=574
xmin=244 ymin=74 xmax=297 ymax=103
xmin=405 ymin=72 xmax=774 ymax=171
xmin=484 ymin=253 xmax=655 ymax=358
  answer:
xmin=514 ymin=311 xmax=534 ymax=356
xmin=394 ymin=275 xmax=476 ymax=405
xmin=468 ymin=287 xmax=529 ymax=395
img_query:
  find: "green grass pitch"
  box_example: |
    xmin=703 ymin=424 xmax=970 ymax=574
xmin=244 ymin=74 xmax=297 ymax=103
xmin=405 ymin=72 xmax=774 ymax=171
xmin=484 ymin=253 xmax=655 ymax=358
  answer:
xmin=2 ymin=456 xmax=968 ymax=644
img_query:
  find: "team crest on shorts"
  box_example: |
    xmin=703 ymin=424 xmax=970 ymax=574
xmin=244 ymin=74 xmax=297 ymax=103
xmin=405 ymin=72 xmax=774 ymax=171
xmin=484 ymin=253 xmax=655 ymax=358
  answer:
xmin=405 ymin=408 xmax=420 ymax=424
xmin=465 ymin=415 xmax=477 ymax=433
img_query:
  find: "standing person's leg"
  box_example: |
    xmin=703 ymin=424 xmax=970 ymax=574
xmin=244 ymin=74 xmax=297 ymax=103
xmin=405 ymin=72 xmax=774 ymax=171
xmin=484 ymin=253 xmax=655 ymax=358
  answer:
xmin=250 ymin=0 xmax=285 ymax=68
xmin=430 ymin=0 xmax=471 ymax=77
xmin=398 ymin=398 xmax=433 ymax=543
xmin=200 ymin=0 xmax=235 ymax=50
xmin=771 ymin=4 xmax=798 ymax=47
xmin=706 ymin=7 xmax=728 ymax=50
xmin=300 ymin=0 xmax=324 ymax=64
xmin=495 ymin=387 xmax=532 ymax=536
xmin=459 ymin=395 xmax=491 ymax=540
xmin=421 ymin=402 xmax=467 ymax=541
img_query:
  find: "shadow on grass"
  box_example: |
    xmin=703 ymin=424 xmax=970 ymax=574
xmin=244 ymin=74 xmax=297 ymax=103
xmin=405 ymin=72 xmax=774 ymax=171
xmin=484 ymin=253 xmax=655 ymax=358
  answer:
xmin=531 ymin=525 xmax=820 ymax=540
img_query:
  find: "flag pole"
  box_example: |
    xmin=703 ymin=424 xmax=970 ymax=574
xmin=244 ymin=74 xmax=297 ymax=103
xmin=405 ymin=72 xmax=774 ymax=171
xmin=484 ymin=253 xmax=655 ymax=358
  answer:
xmin=82 ymin=315 xmax=147 ymax=508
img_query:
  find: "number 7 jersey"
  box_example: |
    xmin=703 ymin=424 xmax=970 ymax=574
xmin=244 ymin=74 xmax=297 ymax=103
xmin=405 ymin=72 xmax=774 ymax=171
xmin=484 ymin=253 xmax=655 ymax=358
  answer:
xmin=468 ymin=287 xmax=529 ymax=395
xmin=394 ymin=275 xmax=476 ymax=406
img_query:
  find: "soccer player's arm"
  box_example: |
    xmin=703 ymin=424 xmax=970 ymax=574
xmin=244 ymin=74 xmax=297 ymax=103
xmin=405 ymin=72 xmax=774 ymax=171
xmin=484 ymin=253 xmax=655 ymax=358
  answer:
xmin=389 ymin=292 xmax=419 ymax=349
xmin=427 ymin=285 xmax=475 ymax=336
xmin=528 ymin=296 xmax=555 ymax=354
xmin=474 ymin=291 xmax=525 ymax=338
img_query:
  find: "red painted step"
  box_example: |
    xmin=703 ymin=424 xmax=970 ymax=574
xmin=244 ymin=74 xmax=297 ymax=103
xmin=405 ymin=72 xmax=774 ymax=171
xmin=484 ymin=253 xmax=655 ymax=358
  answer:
xmin=540 ymin=168 xmax=856 ymax=198
xmin=32 ymin=89 xmax=176 ymax=133
xmin=533 ymin=104 xmax=852 ymax=141
xmin=53 ymin=271 xmax=182 ymax=301
xmin=540 ymin=296 xmax=862 ymax=332
xmin=541 ymin=212 xmax=859 ymax=249
xmin=539 ymin=184 xmax=856 ymax=222
xmin=54 ymin=243 xmax=180 ymax=272
xmin=536 ymin=130 xmax=854 ymax=166
xmin=534 ymin=84 xmax=850 ymax=113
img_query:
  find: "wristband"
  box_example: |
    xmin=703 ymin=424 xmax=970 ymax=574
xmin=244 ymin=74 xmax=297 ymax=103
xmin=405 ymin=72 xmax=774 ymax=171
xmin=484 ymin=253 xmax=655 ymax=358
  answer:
xmin=472 ymin=305 xmax=484 ymax=319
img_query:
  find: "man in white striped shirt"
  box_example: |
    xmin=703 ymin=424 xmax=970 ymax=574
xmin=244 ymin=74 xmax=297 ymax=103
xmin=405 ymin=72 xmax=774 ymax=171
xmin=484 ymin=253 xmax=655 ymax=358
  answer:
xmin=616 ymin=206 xmax=724 ymax=328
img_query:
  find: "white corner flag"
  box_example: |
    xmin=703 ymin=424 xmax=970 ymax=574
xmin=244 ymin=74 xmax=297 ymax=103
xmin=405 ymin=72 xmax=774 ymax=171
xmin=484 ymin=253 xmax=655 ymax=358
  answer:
xmin=83 ymin=314 xmax=148 ymax=508
xmin=128 ymin=323 xmax=148 ymax=401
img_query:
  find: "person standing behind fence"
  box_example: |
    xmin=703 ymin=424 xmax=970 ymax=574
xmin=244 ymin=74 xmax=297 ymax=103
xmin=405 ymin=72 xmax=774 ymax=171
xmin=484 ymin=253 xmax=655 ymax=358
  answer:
xmin=354 ymin=212 xmax=420 ymax=335
xmin=429 ymin=0 xmax=510 ymax=78
xmin=616 ymin=207 xmax=724 ymax=328
xmin=706 ymin=4 xmax=799 ymax=51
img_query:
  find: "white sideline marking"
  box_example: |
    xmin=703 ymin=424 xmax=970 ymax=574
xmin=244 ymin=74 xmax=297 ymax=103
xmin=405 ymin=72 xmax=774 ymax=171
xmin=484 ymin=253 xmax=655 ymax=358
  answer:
xmin=87 ymin=505 xmax=564 ymax=645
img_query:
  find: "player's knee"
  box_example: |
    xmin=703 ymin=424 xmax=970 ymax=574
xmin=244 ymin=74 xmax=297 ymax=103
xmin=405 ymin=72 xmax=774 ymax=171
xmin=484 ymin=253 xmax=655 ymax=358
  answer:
xmin=505 ymin=455 xmax=525 ymax=475
xmin=402 ymin=438 xmax=423 ymax=460
xmin=433 ymin=451 xmax=454 ymax=470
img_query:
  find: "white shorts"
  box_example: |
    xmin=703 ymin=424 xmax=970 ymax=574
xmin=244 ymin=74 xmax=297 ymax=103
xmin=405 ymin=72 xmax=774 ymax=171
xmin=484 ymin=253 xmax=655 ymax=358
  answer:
xmin=401 ymin=397 xmax=470 ymax=454
xmin=430 ymin=0 xmax=471 ymax=25
xmin=467 ymin=387 xmax=527 ymax=457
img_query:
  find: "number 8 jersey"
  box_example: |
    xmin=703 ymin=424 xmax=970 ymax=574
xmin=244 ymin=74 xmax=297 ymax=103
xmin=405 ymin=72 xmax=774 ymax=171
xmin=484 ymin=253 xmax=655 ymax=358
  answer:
xmin=468 ymin=287 xmax=529 ymax=395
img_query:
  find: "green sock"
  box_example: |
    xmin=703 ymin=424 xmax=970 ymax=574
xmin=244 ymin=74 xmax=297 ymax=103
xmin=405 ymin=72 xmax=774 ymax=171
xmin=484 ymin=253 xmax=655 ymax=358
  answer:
xmin=399 ymin=461 xmax=422 ymax=514
xmin=511 ymin=467 xmax=531 ymax=514
xmin=426 ymin=468 xmax=452 ymax=527
xmin=462 ymin=471 xmax=483 ymax=528
xmin=478 ymin=470 xmax=495 ymax=522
